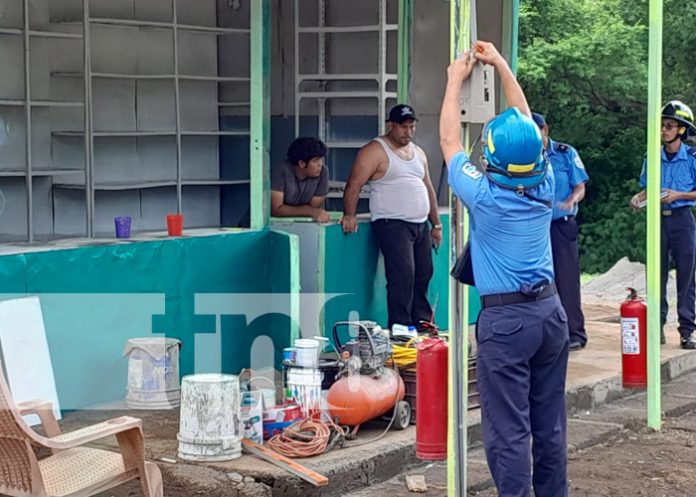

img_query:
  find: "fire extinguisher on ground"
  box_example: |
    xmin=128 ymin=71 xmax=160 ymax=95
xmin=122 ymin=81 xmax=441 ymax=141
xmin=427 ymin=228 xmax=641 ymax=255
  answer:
xmin=416 ymin=336 xmax=448 ymax=460
xmin=620 ymin=288 xmax=647 ymax=389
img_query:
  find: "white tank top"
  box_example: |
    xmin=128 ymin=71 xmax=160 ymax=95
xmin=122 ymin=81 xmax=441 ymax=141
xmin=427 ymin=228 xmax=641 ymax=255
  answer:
xmin=369 ymin=137 xmax=430 ymax=223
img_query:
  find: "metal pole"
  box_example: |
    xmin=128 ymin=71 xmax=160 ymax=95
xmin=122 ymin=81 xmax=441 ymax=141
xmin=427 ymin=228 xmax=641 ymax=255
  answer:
xmin=318 ymin=0 xmax=326 ymax=142
xmin=173 ymin=0 xmax=183 ymax=214
xmin=23 ymin=0 xmax=33 ymax=242
xmin=294 ymin=0 xmax=300 ymax=137
xmin=397 ymin=0 xmax=412 ymax=104
xmin=250 ymin=0 xmax=271 ymax=230
xmin=84 ymin=0 xmax=95 ymax=237
xmin=646 ymin=0 xmax=663 ymax=431
xmin=377 ymin=0 xmax=386 ymax=132
xmin=447 ymin=3 xmax=471 ymax=495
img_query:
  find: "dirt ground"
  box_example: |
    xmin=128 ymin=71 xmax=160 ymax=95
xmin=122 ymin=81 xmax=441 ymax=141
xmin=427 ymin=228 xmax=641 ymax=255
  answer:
xmin=471 ymin=413 xmax=696 ymax=497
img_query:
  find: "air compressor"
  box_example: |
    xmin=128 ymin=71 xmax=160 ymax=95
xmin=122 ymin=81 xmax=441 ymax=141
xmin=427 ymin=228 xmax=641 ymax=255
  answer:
xmin=327 ymin=321 xmax=411 ymax=436
xmin=620 ymin=288 xmax=647 ymax=389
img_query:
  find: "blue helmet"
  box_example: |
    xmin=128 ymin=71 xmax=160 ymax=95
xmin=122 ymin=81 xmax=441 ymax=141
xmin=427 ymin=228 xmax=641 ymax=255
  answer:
xmin=481 ymin=107 xmax=548 ymax=191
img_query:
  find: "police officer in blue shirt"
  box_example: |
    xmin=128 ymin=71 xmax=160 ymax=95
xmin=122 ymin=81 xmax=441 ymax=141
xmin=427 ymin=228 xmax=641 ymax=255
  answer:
xmin=533 ymin=113 xmax=590 ymax=351
xmin=440 ymin=42 xmax=569 ymax=497
xmin=630 ymin=100 xmax=696 ymax=350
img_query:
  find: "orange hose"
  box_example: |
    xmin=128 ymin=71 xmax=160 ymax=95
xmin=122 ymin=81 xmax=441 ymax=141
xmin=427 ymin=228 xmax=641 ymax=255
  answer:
xmin=266 ymin=418 xmax=344 ymax=458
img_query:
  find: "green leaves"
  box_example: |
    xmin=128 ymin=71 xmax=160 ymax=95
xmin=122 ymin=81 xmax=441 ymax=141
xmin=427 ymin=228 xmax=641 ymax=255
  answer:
xmin=520 ymin=0 xmax=696 ymax=273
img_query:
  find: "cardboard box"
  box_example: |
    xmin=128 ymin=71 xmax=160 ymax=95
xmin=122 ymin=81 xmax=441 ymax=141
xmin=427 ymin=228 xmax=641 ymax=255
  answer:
xmin=240 ymin=391 xmax=263 ymax=444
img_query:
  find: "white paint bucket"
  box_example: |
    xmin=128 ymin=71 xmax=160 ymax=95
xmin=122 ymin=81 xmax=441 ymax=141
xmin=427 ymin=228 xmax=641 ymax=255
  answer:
xmin=286 ymin=367 xmax=322 ymax=417
xmin=177 ymin=374 xmax=241 ymax=461
xmin=124 ymin=337 xmax=181 ymax=410
xmin=294 ymin=338 xmax=320 ymax=368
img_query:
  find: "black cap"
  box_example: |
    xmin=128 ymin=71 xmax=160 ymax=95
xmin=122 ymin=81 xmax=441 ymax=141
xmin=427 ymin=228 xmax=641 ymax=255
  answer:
xmin=531 ymin=112 xmax=547 ymax=128
xmin=388 ymin=104 xmax=418 ymax=124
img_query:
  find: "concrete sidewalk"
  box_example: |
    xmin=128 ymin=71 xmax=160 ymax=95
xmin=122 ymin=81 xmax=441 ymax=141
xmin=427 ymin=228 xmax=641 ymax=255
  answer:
xmin=60 ymin=298 xmax=696 ymax=497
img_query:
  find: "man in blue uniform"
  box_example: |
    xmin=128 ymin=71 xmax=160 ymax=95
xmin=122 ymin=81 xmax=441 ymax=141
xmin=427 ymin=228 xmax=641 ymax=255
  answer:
xmin=630 ymin=100 xmax=696 ymax=350
xmin=440 ymin=42 xmax=569 ymax=497
xmin=533 ymin=113 xmax=590 ymax=351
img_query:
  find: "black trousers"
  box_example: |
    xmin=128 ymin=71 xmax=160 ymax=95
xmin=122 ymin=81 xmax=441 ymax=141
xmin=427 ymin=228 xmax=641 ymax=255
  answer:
xmin=660 ymin=208 xmax=696 ymax=337
xmin=551 ymin=216 xmax=587 ymax=346
xmin=372 ymin=219 xmax=433 ymax=329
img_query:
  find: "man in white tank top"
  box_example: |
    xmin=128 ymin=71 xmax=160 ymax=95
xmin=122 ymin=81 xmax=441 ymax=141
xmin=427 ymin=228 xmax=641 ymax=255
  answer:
xmin=341 ymin=105 xmax=442 ymax=331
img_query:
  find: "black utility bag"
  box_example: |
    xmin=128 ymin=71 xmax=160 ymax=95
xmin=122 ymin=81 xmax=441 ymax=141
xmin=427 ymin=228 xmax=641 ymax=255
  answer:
xmin=451 ymin=242 xmax=475 ymax=286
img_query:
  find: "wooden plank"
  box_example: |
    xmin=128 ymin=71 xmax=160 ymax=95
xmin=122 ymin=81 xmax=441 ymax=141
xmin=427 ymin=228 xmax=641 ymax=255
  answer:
xmin=241 ymin=439 xmax=329 ymax=487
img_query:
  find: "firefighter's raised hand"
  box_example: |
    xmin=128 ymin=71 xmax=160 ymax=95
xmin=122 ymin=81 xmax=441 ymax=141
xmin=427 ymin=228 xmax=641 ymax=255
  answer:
xmin=447 ymin=51 xmax=477 ymax=83
xmin=473 ymin=41 xmax=504 ymax=67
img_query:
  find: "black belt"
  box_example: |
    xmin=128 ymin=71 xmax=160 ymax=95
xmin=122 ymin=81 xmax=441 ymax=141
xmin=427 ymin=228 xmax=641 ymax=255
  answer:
xmin=662 ymin=206 xmax=689 ymax=217
xmin=552 ymin=215 xmax=574 ymax=223
xmin=481 ymin=282 xmax=557 ymax=309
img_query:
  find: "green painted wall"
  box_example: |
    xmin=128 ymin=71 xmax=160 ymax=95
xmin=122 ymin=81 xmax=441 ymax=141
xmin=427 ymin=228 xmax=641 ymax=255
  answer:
xmin=0 ymin=231 xmax=295 ymax=409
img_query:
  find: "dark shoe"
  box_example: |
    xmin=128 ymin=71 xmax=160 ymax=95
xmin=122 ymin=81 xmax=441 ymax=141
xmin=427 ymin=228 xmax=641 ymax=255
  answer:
xmin=680 ymin=335 xmax=696 ymax=350
xmin=569 ymin=341 xmax=585 ymax=351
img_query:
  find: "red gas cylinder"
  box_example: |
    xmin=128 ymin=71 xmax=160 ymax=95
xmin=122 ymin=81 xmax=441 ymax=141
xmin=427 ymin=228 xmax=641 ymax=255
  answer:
xmin=416 ymin=337 xmax=448 ymax=460
xmin=620 ymin=288 xmax=648 ymax=389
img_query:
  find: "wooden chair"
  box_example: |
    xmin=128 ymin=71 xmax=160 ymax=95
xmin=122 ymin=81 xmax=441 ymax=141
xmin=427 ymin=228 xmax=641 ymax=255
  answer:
xmin=0 ymin=366 xmax=163 ymax=497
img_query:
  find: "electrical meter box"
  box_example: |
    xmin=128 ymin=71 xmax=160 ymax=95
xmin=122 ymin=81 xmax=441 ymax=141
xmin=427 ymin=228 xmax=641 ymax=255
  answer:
xmin=460 ymin=62 xmax=496 ymax=124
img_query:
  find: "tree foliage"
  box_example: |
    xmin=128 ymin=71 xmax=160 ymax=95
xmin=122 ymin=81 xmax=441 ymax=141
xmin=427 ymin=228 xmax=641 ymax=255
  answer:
xmin=519 ymin=0 xmax=696 ymax=273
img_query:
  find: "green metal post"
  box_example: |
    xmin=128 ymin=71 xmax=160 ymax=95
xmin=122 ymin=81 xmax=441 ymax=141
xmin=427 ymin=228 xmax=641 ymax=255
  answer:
xmin=250 ymin=0 xmax=271 ymax=230
xmin=646 ymin=0 xmax=663 ymax=431
xmin=448 ymin=1 xmax=470 ymax=495
xmin=397 ymin=0 xmax=413 ymax=103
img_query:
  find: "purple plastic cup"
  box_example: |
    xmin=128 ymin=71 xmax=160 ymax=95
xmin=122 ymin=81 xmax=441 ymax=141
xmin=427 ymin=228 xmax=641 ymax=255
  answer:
xmin=114 ymin=216 xmax=132 ymax=239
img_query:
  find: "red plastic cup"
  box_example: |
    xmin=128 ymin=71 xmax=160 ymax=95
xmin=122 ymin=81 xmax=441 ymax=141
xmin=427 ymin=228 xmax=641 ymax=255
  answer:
xmin=166 ymin=214 xmax=183 ymax=236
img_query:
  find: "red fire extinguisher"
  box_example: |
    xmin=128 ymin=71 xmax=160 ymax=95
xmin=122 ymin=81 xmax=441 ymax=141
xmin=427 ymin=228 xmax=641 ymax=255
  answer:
xmin=416 ymin=337 xmax=448 ymax=460
xmin=620 ymin=288 xmax=647 ymax=389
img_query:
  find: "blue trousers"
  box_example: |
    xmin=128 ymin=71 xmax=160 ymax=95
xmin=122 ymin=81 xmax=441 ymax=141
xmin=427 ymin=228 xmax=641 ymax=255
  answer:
xmin=477 ymin=294 xmax=569 ymax=497
xmin=551 ymin=216 xmax=586 ymax=346
xmin=660 ymin=208 xmax=696 ymax=337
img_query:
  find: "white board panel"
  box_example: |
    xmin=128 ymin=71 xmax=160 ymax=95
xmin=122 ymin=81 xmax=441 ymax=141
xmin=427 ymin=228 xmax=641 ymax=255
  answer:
xmin=0 ymin=297 xmax=61 ymax=426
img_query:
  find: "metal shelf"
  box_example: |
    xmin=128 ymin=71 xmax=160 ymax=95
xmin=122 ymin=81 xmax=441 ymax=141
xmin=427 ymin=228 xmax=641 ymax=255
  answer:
xmin=29 ymin=29 xmax=83 ymax=39
xmin=0 ymin=170 xmax=27 ymax=177
xmin=0 ymin=99 xmax=84 ymax=107
xmin=92 ymin=72 xmax=173 ymax=80
xmin=218 ymin=101 xmax=250 ymax=107
xmin=54 ymin=179 xmax=249 ymax=190
xmin=182 ymin=179 xmax=250 ymax=186
xmin=0 ymin=27 xmax=22 ymax=35
xmin=33 ymin=169 xmax=85 ymax=176
xmin=32 ymin=100 xmax=85 ymax=107
xmin=294 ymin=0 xmax=397 ymax=146
xmin=298 ymin=73 xmax=397 ymax=81
xmin=59 ymin=17 xmax=250 ymax=35
xmin=54 ymin=180 xmax=177 ymax=191
xmin=60 ymin=73 xmax=249 ymax=82
xmin=297 ymin=24 xmax=397 ymax=34
xmin=324 ymin=141 xmax=368 ymax=149
xmin=0 ymin=168 xmax=83 ymax=177
xmin=179 ymin=75 xmax=250 ymax=82
xmin=181 ymin=130 xmax=250 ymax=136
xmin=298 ymin=91 xmax=397 ymax=99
